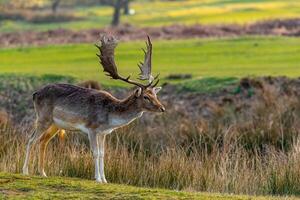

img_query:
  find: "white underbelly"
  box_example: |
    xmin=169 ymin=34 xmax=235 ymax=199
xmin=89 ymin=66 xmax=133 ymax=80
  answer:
xmin=53 ymin=117 xmax=89 ymax=133
xmin=110 ymin=112 xmax=143 ymax=127
xmin=53 ymin=117 xmax=113 ymax=135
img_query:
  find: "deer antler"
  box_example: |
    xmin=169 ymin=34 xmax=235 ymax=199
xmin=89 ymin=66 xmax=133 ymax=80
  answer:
xmin=96 ymin=35 xmax=159 ymax=89
xmin=138 ymin=36 xmax=153 ymax=82
xmin=96 ymin=36 xmax=119 ymax=79
xmin=138 ymin=36 xmax=160 ymax=83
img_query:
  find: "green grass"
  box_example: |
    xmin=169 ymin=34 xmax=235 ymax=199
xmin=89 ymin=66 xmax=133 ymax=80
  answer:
xmin=0 ymin=173 xmax=295 ymax=200
xmin=0 ymin=36 xmax=299 ymax=87
xmin=1 ymin=0 xmax=300 ymax=32
xmin=176 ymin=77 xmax=238 ymax=93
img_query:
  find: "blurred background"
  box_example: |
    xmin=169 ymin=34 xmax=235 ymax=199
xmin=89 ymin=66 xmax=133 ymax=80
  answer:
xmin=0 ymin=0 xmax=300 ymax=197
xmin=0 ymin=0 xmax=300 ymax=84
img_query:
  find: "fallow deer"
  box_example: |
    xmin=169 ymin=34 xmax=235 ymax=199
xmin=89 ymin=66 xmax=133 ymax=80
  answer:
xmin=22 ymin=35 xmax=165 ymax=183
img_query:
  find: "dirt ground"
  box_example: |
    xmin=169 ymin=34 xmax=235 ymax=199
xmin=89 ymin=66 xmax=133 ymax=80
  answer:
xmin=1 ymin=18 xmax=300 ymax=47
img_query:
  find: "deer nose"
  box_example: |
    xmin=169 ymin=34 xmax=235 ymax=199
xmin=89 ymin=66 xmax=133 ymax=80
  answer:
xmin=160 ymin=106 xmax=165 ymax=112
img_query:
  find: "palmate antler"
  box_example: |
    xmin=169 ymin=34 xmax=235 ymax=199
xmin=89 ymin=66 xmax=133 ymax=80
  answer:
xmin=95 ymin=35 xmax=159 ymax=89
xmin=138 ymin=36 xmax=159 ymax=83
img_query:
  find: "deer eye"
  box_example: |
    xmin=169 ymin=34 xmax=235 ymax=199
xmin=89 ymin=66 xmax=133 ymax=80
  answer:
xmin=143 ymin=96 xmax=150 ymax=101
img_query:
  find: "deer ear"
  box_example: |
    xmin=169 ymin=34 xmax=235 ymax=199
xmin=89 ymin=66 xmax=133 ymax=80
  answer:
xmin=153 ymin=87 xmax=162 ymax=94
xmin=135 ymin=87 xmax=142 ymax=97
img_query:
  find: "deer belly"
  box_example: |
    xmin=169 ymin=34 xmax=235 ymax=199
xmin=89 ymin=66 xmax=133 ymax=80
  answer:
xmin=53 ymin=108 xmax=89 ymax=133
xmin=53 ymin=117 xmax=75 ymax=129
xmin=53 ymin=117 xmax=90 ymax=133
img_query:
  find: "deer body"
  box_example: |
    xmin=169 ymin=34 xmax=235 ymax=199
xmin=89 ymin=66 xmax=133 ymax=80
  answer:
xmin=40 ymin=83 xmax=144 ymax=134
xmin=23 ymin=35 xmax=164 ymax=183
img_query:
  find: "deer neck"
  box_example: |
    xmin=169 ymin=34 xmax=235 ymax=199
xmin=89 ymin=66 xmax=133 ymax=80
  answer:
xmin=109 ymin=93 xmax=143 ymax=127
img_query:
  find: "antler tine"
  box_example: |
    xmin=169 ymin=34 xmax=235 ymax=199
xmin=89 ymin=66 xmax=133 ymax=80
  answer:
xmin=151 ymin=79 xmax=160 ymax=88
xmin=96 ymin=34 xmax=149 ymax=89
xmin=145 ymin=73 xmax=160 ymax=88
xmin=144 ymin=75 xmax=160 ymax=88
xmin=138 ymin=35 xmax=153 ymax=83
xmin=153 ymin=73 xmax=160 ymax=80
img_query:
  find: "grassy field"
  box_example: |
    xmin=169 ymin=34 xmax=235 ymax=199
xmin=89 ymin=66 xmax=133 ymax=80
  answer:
xmin=1 ymin=0 xmax=300 ymax=32
xmin=0 ymin=75 xmax=299 ymax=196
xmin=0 ymin=36 xmax=299 ymax=87
xmin=0 ymin=173 xmax=296 ymax=200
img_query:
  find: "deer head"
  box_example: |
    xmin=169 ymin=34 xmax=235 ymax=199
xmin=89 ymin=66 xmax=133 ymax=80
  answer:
xmin=95 ymin=35 xmax=165 ymax=113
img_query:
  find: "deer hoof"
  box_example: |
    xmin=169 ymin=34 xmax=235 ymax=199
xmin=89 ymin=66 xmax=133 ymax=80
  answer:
xmin=101 ymin=178 xmax=107 ymax=183
xmin=96 ymin=178 xmax=103 ymax=183
xmin=22 ymin=168 xmax=29 ymax=175
xmin=40 ymin=171 xmax=47 ymax=177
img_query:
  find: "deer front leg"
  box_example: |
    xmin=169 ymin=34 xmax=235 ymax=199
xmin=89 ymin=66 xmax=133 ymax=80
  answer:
xmin=98 ymin=134 xmax=107 ymax=183
xmin=88 ymin=131 xmax=101 ymax=182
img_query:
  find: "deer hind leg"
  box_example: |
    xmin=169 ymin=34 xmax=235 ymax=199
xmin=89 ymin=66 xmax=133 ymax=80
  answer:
xmin=38 ymin=124 xmax=59 ymax=177
xmin=23 ymin=122 xmax=51 ymax=175
xmin=23 ymin=129 xmax=38 ymax=175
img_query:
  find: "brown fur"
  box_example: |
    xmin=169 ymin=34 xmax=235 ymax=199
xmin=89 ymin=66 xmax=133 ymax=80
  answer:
xmin=57 ymin=80 xmax=101 ymax=140
xmin=33 ymin=84 xmax=163 ymax=128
